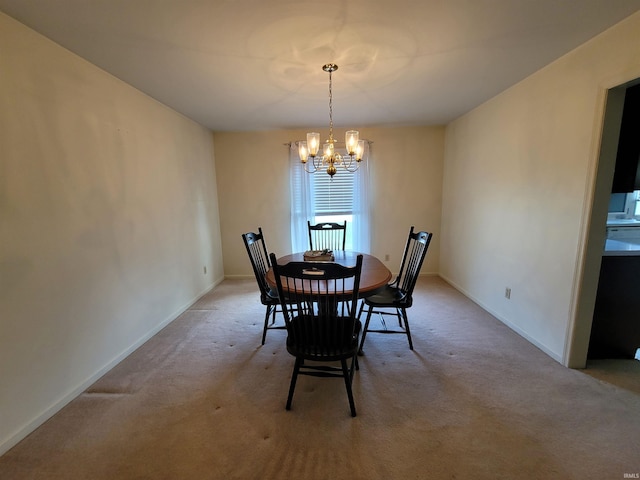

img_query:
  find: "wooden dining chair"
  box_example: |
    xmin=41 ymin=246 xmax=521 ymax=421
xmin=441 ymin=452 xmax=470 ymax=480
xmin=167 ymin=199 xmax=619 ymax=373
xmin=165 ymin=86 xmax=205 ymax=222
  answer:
xmin=269 ymin=252 xmax=364 ymax=417
xmin=241 ymin=228 xmax=285 ymax=345
xmin=307 ymin=221 xmax=347 ymax=251
xmin=357 ymin=226 xmax=433 ymax=353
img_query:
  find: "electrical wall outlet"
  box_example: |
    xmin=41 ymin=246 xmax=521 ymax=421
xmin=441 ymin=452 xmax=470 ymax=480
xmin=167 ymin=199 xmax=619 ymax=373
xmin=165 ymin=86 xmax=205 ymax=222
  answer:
xmin=203 ymin=266 xmax=207 ymax=275
xmin=505 ymin=287 xmax=511 ymax=299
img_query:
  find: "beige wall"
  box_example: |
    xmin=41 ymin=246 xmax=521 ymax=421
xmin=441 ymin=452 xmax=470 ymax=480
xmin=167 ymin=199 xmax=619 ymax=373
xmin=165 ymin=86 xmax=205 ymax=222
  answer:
xmin=0 ymin=13 xmax=223 ymax=454
xmin=441 ymin=12 xmax=640 ymax=366
xmin=4 ymin=1 xmax=638 ymax=458
xmin=214 ymin=125 xmax=444 ymax=277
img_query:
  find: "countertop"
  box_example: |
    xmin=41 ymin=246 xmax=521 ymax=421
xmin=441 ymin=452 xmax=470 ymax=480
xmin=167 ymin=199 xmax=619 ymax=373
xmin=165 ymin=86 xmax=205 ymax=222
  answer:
xmin=604 ymin=239 xmax=640 ymax=256
xmin=606 ymin=219 xmax=640 ymax=227
xmin=604 ymin=221 xmax=640 ymax=256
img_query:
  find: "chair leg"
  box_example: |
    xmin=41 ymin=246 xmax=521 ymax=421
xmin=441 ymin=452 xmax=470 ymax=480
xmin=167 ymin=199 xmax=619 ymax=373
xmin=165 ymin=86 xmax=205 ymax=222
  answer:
xmin=341 ymin=358 xmax=357 ymax=417
xmin=358 ymin=306 xmax=374 ymax=355
xmin=286 ymin=357 xmax=302 ymax=411
xmin=401 ymin=307 xmax=414 ymax=350
xmin=261 ymin=304 xmax=273 ymax=345
xmin=349 ymin=353 xmax=358 ymax=379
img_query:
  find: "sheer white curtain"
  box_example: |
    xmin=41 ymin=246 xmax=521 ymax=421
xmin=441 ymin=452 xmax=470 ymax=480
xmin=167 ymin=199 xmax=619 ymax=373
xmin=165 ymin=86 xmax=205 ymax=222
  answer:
xmin=352 ymin=143 xmax=371 ymax=253
xmin=289 ymin=142 xmax=371 ymax=253
xmin=289 ymin=144 xmax=313 ymax=252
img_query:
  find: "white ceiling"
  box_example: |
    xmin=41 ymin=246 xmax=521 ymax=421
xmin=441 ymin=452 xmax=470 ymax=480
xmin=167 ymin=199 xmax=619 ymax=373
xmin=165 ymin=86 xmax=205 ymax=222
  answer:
xmin=2 ymin=0 xmax=640 ymax=131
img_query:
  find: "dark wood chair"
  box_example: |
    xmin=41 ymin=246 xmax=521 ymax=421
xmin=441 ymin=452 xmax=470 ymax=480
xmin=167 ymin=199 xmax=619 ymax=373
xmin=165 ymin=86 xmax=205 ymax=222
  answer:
xmin=241 ymin=228 xmax=285 ymax=345
xmin=307 ymin=221 xmax=347 ymax=251
xmin=269 ymin=252 xmax=363 ymax=417
xmin=357 ymin=226 xmax=433 ymax=353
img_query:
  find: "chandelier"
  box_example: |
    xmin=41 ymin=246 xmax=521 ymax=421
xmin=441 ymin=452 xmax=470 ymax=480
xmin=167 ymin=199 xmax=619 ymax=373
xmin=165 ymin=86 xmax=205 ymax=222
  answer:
xmin=297 ymin=64 xmax=365 ymax=177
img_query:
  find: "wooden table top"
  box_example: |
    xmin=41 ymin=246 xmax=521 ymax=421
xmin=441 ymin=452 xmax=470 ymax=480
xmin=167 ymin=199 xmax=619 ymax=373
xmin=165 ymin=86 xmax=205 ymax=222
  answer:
xmin=266 ymin=251 xmax=392 ymax=297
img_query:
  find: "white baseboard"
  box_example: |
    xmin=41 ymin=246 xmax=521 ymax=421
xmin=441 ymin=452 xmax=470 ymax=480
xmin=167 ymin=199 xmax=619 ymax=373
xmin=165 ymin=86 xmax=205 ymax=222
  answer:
xmin=0 ymin=277 xmax=223 ymax=457
xmin=438 ymin=274 xmax=563 ymax=365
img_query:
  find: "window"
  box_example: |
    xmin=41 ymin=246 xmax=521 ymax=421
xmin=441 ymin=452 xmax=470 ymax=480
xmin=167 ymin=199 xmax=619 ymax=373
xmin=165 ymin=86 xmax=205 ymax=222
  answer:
xmin=608 ymin=190 xmax=640 ymax=221
xmin=311 ymin=169 xmax=355 ymax=250
xmin=289 ymin=143 xmax=371 ymax=253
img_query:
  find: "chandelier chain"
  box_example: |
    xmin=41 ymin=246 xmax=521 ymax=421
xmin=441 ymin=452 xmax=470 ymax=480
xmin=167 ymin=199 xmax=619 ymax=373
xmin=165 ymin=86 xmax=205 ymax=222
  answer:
xmin=328 ymin=68 xmax=334 ymax=143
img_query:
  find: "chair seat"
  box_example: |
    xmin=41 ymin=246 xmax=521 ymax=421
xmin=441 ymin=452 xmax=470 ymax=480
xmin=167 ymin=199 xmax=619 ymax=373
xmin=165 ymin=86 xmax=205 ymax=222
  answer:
xmin=262 ymin=286 xmax=279 ymax=305
xmin=363 ymin=284 xmax=409 ymax=307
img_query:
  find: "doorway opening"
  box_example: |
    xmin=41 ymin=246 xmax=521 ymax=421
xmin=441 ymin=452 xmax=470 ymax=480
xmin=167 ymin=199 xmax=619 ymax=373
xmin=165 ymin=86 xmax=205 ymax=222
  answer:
xmin=570 ymin=77 xmax=640 ymax=369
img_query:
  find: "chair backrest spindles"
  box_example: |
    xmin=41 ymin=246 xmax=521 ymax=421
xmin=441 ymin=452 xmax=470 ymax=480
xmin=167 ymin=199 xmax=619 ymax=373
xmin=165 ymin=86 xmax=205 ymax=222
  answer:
xmin=395 ymin=226 xmax=433 ymax=299
xmin=242 ymin=228 xmax=272 ymax=300
xmin=307 ymin=221 xmax=347 ymax=251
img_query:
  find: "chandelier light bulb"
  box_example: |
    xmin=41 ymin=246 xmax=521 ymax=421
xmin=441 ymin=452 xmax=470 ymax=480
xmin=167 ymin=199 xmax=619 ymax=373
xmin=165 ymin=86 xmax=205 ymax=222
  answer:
xmin=355 ymin=139 xmax=365 ymax=161
xmin=298 ymin=141 xmax=308 ymax=163
xmin=307 ymin=132 xmax=320 ymax=157
xmin=345 ymin=130 xmax=359 ymax=155
xmin=324 ymin=141 xmax=335 ymax=159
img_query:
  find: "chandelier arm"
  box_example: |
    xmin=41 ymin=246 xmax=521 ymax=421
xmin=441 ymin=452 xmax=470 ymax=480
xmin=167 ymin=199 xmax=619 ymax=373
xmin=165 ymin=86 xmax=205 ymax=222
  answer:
xmin=303 ymin=160 xmax=318 ymax=173
xmin=341 ymin=155 xmax=360 ymax=172
xmin=344 ymin=163 xmax=360 ymax=173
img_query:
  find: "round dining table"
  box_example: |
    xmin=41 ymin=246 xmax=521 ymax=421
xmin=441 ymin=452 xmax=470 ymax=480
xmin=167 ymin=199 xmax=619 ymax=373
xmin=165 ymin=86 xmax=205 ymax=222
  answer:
xmin=266 ymin=251 xmax=392 ymax=297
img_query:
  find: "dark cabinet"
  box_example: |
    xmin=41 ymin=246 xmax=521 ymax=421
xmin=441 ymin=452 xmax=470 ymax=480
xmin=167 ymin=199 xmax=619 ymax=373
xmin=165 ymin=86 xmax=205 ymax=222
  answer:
xmin=611 ymin=83 xmax=640 ymax=193
xmin=588 ymin=256 xmax=640 ymax=359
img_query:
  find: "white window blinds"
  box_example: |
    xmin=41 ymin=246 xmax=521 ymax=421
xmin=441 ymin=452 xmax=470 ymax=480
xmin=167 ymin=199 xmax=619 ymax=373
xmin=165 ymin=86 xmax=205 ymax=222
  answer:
xmin=312 ymin=170 xmax=354 ymax=215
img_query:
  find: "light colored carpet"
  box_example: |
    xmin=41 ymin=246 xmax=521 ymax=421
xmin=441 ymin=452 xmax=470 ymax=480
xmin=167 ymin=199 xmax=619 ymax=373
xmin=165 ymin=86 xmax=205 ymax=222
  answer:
xmin=1 ymin=276 xmax=639 ymax=479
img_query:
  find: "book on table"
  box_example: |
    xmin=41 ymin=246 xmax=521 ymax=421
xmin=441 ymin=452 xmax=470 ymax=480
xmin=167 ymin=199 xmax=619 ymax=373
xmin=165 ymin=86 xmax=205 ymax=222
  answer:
xmin=303 ymin=250 xmax=335 ymax=261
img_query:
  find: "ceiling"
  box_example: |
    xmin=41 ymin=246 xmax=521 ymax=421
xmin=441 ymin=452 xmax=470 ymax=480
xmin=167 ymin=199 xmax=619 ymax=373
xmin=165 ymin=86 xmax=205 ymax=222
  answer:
xmin=2 ymin=0 xmax=640 ymax=132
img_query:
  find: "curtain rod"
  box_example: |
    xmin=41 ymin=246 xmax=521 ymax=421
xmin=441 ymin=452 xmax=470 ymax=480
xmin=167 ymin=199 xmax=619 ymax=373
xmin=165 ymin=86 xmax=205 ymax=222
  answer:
xmin=284 ymin=140 xmax=373 ymax=147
